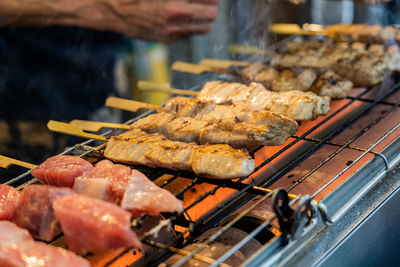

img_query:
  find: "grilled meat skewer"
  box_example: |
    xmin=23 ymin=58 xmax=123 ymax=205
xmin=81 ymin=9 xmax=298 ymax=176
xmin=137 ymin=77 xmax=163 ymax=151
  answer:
xmin=241 ymin=62 xmax=352 ymax=99
xmin=272 ymin=41 xmax=400 ymax=87
xmin=131 ymin=112 xmax=297 ymax=150
xmin=190 ymin=81 xmax=330 ymax=120
xmin=104 ymin=129 xmax=254 ymax=179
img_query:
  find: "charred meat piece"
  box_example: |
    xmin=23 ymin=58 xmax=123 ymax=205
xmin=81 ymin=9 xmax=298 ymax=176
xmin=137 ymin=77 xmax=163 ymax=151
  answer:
xmin=0 ymin=221 xmax=90 ymax=267
xmin=191 ymin=144 xmax=254 ymax=179
xmin=164 ymin=96 xmax=216 ymax=119
xmin=272 ymin=68 xmax=317 ymax=92
xmin=12 ymin=185 xmax=73 ymax=242
xmin=104 ymin=129 xmax=255 ymax=179
xmin=121 ymin=170 xmax=183 ymax=217
xmin=0 ymin=184 xmax=21 ymax=221
xmin=105 ymin=129 xmax=195 ymax=171
xmin=332 ymin=46 xmax=400 ymax=87
xmin=31 ymin=155 xmax=94 ymax=187
xmin=311 ymin=70 xmax=353 ymax=99
xmin=53 ymin=194 xmax=142 ymax=254
xmin=241 ymin=62 xmax=279 ymax=88
xmin=199 ymin=121 xmax=281 ymax=149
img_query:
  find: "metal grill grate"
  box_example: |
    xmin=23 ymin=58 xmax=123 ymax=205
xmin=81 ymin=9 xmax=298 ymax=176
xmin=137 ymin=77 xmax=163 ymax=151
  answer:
xmin=3 ymin=74 xmax=400 ymax=266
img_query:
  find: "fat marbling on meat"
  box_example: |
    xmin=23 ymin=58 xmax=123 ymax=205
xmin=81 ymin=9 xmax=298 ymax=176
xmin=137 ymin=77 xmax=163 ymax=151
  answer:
xmin=31 ymin=155 xmax=93 ymax=187
xmin=12 ymin=185 xmax=73 ymax=242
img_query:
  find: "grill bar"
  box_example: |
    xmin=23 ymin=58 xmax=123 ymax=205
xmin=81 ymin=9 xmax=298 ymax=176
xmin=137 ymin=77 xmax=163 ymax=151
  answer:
xmin=288 ymin=105 xmax=396 ymax=193
xmin=157 ymin=82 xmax=400 ymax=265
xmin=312 ymin=122 xmax=400 ymax=199
xmin=3 ymin=64 xmax=400 ymax=266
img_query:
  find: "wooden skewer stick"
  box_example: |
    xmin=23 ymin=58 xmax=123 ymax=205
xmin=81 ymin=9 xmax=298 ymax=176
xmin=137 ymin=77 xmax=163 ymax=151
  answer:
xmin=199 ymin=58 xmax=250 ymax=69
xmin=172 ymin=61 xmax=236 ymax=75
xmin=47 ymin=120 xmax=108 ymax=142
xmin=70 ymin=120 xmax=131 ymax=132
xmin=0 ymin=155 xmax=37 ymax=169
xmin=229 ymin=45 xmax=275 ymax=56
xmin=105 ymin=96 xmax=164 ymax=112
xmin=138 ymin=81 xmax=198 ymax=96
xmin=269 ymin=23 xmax=326 ymax=36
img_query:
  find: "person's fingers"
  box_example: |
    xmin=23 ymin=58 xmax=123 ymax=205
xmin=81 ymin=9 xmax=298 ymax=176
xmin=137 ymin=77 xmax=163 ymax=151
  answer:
xmin=163 ymin=2 xmax=218 ymax=22
xmin=162 ymin=21 xmax=214 ymax=36
xmin=188 ymin=0 xmax=219 ymax=4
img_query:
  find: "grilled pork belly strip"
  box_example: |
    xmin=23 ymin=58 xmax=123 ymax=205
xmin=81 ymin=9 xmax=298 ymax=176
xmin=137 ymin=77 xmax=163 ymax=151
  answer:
xmin=131 ymin=112 xmax=296 ymax=149
xmin=195 ymin=81 xmax=330 ymax=120
xmin=104 ymin=129 xmax=254 ymax=179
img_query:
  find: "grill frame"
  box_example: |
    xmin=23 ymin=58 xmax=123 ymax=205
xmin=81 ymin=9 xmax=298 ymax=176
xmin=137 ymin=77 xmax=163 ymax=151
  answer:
xmin=3 ymin=60 xmax=400 ymax=266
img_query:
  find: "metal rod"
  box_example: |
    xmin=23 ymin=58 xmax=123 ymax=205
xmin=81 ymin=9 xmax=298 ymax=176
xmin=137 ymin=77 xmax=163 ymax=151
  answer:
xmin=288 ymin=106 xmax=394 ymax=192
xmin=211 ymin=194 xmax=302 ymax=267
xmin=143 ymin=239 xmax=231 ymax=267
xmin=311 ymin=122 xmax=400 ymax=199
xmin=171 ymin=191 xmax=275 ymax=267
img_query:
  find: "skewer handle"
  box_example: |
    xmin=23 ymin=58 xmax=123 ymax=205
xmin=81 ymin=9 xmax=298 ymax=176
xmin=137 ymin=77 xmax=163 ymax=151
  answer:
xmin=229 ymin=45 xmax=275 ymax=56
xmin=269 ymin=23 xmax=326 ymax=36
xmin=199 ymin=58 xmax=250 ymax=69
xmin=47 ymin=120 xmax=108 ymax=142
xmin=106 ymin=96 xmax=165 ymax=112
xmin=70 ymin=120 xmax=131 ymax=132
xmin=0 ymin=155 xmax=37 ymax=169
xmin=137 ymin=81 xmax=199 ymax=96
xmin=171 ymin=61 xmax=233 ymax=75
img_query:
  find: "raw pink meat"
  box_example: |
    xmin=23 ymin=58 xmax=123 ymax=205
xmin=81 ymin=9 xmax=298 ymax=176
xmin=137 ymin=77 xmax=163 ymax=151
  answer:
xmin=31 ymin=155 xmax=93 ymax=187
xmin=12 ymin=185 xmax=73 ymax=242
xmin=0 ymin=221 xmax=89 ymax=267
xmin=0 ymin=185 xmax=21 ymax=220
xmin=0 ymin=221 xmax=33 ymax=245
xmin=121 ymin=170 xmax=184 ymax=217
xmin=74 ymin=159 xmax=131 ymax=204
xmin=53 ymin=194 xmax=142 ymax=254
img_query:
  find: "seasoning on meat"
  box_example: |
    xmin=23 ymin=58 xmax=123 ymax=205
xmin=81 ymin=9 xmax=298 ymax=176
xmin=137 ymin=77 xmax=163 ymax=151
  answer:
xmin=131 ymin=112 xmax=297 ymax=150
xmin=53 ymin=194 xmax=142 ymax=254
xmin=104 ymin=129 xmax=255 ymax=179
xmin=31 ymin=155 xmax=94 ymax=187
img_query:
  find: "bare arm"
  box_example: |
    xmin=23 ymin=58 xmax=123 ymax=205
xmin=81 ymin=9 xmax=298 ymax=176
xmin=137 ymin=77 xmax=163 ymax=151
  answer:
xmin=0 ymin=0 xmax=219 ymax=42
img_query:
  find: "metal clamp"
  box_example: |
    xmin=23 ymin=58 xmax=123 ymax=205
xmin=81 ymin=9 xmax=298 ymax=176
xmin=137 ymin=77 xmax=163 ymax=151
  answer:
xmin=317 ymin=202 xmax=334 ymax=226
xmin=273 ymin=188 xmax=294 ymax=245
xmin=273 ymin=189 xmax=320 ymax=244
xmin=290 ymin=195 xmax=316 ymax=240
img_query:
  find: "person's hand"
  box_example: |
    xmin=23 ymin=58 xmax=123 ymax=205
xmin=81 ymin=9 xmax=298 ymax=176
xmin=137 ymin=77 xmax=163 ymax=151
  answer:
xmin=0 ymin=0 xmax=218 ymax=42
xmin=92 ymin=0 xmax=219 ymax=42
